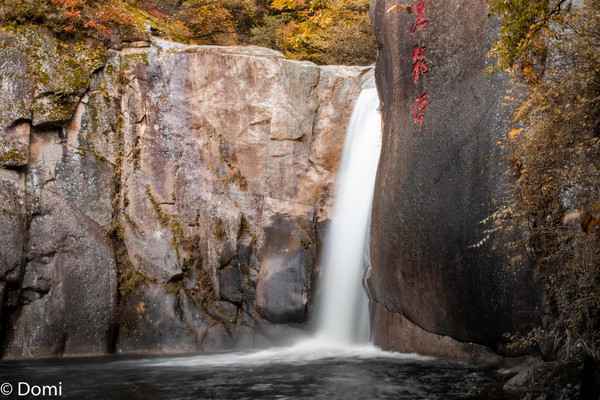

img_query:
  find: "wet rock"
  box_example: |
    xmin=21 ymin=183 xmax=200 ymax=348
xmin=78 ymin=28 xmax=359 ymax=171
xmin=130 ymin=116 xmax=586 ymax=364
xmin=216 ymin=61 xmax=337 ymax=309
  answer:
xmin=0 ymin=33 xmax=368 ymax=358
xmin=4 ymin=191 xmax=117 ymax=359
xmin=0 ymin=169 xmax=26 ymax=327
xmin=117 ymin=285 xmax=206 ymax=354
xmin=503 ymin=367 xmax=536 ymax=394
xmin=256 ymin=214 xmax=314 ymax=323
xmin=369 ymin=0 xmax=541 ymax=356
xmin=371 ymin=302 xmax=503 ymax=367
xmin=0 ymin=170 xmax=25 ymax=281
xmin=111 ymin=41 xmax=368 ymax=353
xmin=1 ymin=57 xmax=118 ymax=358
xmin=0 ymin=26 xmax=105 ymax=130
xmin=0 ymin=30 xmax=33 ymax=168
xmin=219 ymin=264 xmax=244 ymax=304
xmin=501 ymin=360 xmax=591 ymax=399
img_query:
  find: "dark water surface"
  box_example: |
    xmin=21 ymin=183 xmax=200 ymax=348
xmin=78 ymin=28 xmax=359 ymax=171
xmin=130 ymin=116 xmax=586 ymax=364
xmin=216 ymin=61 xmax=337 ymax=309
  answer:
xmin=0 ymin=346 xmax=503 ymax=400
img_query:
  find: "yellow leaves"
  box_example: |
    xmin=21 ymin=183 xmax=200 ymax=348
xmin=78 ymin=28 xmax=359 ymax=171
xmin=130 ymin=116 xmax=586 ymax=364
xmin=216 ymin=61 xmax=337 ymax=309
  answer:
xmin=513 ymin=98 xmax=533 ymax=122
xmin=2 ymin=0 xmax=373 ymax=64
xmin=311 ymin=10 xmax=334 ymax=28
xmin=269 ymin=0 xmax=374 ymax=64
xmin=272 ymin=0 xmax=305 ymax=11
xmin=508 ymin=128 xmax=524 ymax=140
xmin=386 ymin=3 xmax=411 ymax=14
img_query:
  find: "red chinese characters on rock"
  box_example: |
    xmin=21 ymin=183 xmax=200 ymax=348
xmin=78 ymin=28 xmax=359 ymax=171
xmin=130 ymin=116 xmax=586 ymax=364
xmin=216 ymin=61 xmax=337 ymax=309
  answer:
xmin=409 ymin=0 xmax=429 ymax=127
xmin=410 ymin=0 xmax=429 ymax=33
xmin=412 ymin=46 xmax=428 ymax=83
xmin=411 ymin=93 xmax=429 ymax=127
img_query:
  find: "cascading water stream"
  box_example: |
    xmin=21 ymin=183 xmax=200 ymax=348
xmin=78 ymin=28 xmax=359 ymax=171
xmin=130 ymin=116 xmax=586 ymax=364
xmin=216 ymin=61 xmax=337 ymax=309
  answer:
xmin=119 ymin=87 xmax=417 ymax=369
xmin=138 ymin=87 xmax=386 ymax=368
xmin=314 ymin=87 xmax=383 ymax=345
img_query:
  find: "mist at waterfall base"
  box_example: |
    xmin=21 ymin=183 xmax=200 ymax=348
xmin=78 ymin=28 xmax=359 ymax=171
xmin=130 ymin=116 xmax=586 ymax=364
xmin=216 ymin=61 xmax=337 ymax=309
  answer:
xmin=0 ymin=90 xmax=504 ymax=399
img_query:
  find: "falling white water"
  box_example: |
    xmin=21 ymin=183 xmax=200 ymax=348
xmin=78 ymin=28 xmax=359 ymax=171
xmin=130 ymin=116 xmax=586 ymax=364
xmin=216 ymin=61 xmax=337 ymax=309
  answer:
xmin=314 ymin=87 xmax=383 ymax=344
xmin=133 ymin=89 xmax=424 ymax=369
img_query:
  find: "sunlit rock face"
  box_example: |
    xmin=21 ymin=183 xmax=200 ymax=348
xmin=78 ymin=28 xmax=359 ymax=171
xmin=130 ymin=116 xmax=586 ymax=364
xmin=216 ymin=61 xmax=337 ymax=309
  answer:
xmin=369 ymin=0 xmax=541 ymax=360
xmin=0 ymin=32 xmax=370 ymax=358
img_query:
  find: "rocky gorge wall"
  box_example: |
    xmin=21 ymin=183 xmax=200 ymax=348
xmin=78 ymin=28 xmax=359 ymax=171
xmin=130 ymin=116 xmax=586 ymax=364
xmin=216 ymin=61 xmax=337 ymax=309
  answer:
xmin=368 ymin=0 xmax=542 ymax=362
xmin=0 ymin=27 xmax=371 ymax=359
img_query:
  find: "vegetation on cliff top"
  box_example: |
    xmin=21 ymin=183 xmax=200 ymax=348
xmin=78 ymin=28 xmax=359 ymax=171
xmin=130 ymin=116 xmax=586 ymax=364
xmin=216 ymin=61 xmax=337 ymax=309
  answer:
xmin=0 ymin=0 xmax=375 ymax=65
xmin=489 ymin=0 xmax=600 ymax=362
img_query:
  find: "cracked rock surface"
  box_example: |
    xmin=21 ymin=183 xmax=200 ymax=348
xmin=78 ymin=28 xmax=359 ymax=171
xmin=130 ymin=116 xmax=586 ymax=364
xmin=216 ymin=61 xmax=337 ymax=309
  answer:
xmin=0 ymin=31 xmax=371 ymax=359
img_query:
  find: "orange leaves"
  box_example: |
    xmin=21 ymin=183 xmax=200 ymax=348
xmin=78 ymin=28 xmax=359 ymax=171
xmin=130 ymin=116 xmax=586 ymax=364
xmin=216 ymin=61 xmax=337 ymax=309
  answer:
xmin=51 ymin=0 xmax=83 ymax=9
xmin=93 ymin=2 xmax=136 ymax=38
xmin=50 ymin=0 xmax=83 ymax=33
xmin=83 ymin=19 xmax=111 ymax=39
xmin=46 ymin=0 xmax=130 ymax=39
xmin=175 ymin=2 xmax=238 ymax=44
xmin=64 ymin=10 xmax=81 ymax=18
xmin=261 ymin=0 xmax=375 ymax=64
xmin=2 ymin=0 xmax=373 ymax=64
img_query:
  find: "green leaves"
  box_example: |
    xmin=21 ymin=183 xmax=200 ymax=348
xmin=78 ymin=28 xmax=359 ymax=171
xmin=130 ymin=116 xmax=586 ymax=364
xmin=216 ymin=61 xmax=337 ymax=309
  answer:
xmin=488 ymin=0 xmax=565 ymax=72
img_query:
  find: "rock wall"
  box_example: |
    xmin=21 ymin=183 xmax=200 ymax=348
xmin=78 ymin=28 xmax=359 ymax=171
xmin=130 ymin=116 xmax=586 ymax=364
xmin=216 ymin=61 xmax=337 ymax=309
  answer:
xmin=0 ymin=28 xmax=371 ymax=359
xmin=369 ymin=0 xmax=541 ymax=360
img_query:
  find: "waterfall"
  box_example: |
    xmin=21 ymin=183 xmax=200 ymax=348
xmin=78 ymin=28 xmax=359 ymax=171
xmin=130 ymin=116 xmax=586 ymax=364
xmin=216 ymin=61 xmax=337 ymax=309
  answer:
xmin=314 ymin=88 xmax=382 ymax=344
xmin=147 ymin=88 xmax=390 ymax=366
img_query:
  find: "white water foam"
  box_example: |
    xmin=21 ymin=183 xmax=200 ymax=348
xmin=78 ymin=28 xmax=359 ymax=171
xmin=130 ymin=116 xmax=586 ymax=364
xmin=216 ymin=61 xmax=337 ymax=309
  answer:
xmin=314 ymin=87 xmax=383 ymax=344
xmin=142 ymin=339 xmax=430 ymax=368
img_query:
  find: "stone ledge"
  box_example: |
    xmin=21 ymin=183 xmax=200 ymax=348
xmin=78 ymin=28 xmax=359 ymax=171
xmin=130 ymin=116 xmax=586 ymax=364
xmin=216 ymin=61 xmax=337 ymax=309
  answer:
xmin=371 ymin=301 xmax=504 ymax=367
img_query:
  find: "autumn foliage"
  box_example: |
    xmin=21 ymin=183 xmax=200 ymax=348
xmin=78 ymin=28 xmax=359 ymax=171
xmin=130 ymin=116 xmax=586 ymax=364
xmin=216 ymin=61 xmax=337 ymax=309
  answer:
xmin=0 ymin=0 xmax=375 ymax=65
xmin=490 ymin=0 xmax=600 ymax=360
xmin=250 ymin=0 xmax=375 ymax=64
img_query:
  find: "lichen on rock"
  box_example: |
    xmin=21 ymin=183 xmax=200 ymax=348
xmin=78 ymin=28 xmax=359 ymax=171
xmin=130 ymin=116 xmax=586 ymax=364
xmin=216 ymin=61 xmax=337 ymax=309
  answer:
xmin=1 ymin=25 xmax=106 ymax=129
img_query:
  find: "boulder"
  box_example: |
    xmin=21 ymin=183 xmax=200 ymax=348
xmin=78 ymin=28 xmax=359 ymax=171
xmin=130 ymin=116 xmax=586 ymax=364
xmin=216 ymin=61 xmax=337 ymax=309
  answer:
xmin=256 ymin=213 xmax=314 ymax=323
xmin=369 ymin=0 xmax=541 ymax=355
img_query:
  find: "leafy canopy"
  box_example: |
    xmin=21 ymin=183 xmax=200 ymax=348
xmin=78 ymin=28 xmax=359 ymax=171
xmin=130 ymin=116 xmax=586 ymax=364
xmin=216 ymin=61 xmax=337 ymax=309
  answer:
xmin=0 ymin=0 xmax=375 ymax=65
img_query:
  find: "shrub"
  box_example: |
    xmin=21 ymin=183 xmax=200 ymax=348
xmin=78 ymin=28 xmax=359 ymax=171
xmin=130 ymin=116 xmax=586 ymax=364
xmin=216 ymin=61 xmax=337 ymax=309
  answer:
xmin=490 ymin=0 xmax=600 ymax=359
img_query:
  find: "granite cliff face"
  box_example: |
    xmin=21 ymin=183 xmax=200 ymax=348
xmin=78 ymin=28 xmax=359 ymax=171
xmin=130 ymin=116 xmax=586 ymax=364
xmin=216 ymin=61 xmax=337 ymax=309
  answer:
xmin=0 ymin=27 xmax=371 ymax=359
xmin=368 ymin=0 xmax=541 ymax=362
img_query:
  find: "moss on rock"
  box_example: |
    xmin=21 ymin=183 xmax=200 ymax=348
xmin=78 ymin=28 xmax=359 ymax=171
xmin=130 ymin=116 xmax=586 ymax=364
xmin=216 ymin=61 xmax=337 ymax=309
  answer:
xmin=0 ymin=24 xmax=107 ymax=128
xmin=0 ymin=148 xmax=27 ymax=166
